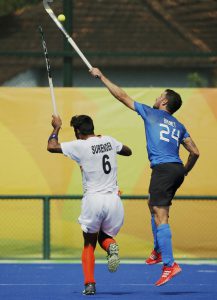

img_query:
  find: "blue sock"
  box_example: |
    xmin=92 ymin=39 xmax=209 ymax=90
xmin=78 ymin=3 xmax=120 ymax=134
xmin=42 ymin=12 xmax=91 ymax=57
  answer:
xmin=157 ymin=224 xmax=174 ymax=267
xmin=151 ymin=215 xmax=160 ymax=252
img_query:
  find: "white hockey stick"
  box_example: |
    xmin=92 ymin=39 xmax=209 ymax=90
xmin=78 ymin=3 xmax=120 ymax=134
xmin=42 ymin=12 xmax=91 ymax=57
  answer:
xmin=39 ymin=26 xmax=58 ymax=116
xmin=43 ymin=0 xmax=92 ymax=70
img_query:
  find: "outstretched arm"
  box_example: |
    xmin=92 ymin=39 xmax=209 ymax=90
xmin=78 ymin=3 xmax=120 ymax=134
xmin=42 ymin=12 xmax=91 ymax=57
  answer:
xmin=47 ymin=115 xmax=63 ymax=153
xmin=182 ymin=137 xmax=200 ymax=175
xmin=90 ymin=68 xmax=135 ymax=111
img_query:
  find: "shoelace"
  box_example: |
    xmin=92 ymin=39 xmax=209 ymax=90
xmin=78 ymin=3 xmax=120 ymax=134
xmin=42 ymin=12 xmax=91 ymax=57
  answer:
xmin=162 ymin=268 xmax=172 ymax=278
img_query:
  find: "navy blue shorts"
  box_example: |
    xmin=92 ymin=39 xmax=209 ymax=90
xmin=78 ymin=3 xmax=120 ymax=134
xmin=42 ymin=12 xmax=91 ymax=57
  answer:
xmin=149 ymin=163 xmax=185 ymax=206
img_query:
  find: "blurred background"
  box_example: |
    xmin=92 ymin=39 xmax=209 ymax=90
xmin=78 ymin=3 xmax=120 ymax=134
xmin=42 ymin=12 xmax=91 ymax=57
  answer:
xmin=0 ymin=0 xmax=217 ymax=261
xmin=1 ymin=0 xmax=217 ymax=87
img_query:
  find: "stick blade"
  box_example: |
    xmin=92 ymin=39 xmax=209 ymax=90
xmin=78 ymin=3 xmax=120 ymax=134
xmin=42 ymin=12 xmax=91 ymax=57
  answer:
xmin=43 ymin=0 xmax=53 ymax=13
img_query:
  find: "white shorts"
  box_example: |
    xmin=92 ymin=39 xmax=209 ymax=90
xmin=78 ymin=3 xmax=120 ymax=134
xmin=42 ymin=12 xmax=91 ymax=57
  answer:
xmin=78 ymin=192 xmax=124 ymax=237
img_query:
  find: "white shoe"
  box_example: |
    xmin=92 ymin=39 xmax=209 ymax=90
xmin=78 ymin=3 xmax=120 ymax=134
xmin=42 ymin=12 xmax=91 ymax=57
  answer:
xmin=107 ymin=243 xmax=120 ymax=272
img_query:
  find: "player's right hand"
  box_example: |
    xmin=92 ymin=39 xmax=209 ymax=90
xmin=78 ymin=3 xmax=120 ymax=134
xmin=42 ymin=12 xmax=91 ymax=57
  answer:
xmin=90 ymin=67 xmax=102 ymax=79
xmin=51 ymin=115 xmax=62 ymax=129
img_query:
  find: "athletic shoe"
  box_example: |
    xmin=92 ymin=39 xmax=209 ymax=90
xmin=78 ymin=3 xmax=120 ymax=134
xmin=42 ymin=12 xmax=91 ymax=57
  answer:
xmin=145 ymin=249 xmax=162 ymax=265
xmin=107 ymin=243 xmax=120 ymax=272
xmin=155 ymin=262 xmax=182 ymax=286
xmin=82 ymin=282 xmax=96 ymax=295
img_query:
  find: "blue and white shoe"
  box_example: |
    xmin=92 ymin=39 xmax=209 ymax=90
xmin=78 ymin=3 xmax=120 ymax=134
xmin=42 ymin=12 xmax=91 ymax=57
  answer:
xmin=82 ymin=282 xmax=96 ymax=295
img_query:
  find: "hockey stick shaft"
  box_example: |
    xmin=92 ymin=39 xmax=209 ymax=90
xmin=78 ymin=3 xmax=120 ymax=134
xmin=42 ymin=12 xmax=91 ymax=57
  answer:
xmin=43 ymin=0 xmax=92 ymax=70
xmin=39 ymin=26 xmax=58 ymax=116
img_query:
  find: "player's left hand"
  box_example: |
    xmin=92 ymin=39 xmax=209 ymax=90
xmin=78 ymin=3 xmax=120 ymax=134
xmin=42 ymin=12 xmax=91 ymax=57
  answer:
xmin=51 ymin=115 xmax=62 ymax=129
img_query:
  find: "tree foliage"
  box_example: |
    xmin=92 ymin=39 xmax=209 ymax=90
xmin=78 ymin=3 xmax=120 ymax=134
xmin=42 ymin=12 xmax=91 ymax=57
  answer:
xmin=187 ymin=72 xmax=207 ymax=87
xmin=0 ymin=0 xmax=41 ymax=16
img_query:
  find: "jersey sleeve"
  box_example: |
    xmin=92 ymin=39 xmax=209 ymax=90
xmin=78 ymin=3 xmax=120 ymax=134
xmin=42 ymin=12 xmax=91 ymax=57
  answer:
xmin=60 ymin=140 xmax=81 ymax=163
xmin=134 ymin=101 xmax=152 ymax=120
xmin=109 ymin=137 xmax=123 ymax=153
xmin=181 ymin=126 xmax=190 ymax=143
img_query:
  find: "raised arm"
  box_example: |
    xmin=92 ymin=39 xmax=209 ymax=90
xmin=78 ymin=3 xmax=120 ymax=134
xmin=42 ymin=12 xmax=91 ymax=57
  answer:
xmin=182 ymin=137 xmax=200 ymax=175
xmin=90 ymin=68 xmax=135 ymax=111
xmin=47 ymin=115 xmax=63 ymax=153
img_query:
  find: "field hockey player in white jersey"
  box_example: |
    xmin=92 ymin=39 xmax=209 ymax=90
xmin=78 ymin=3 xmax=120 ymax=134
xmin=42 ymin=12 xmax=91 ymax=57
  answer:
xmin=47 ymin=114 xmax=132 ymax=296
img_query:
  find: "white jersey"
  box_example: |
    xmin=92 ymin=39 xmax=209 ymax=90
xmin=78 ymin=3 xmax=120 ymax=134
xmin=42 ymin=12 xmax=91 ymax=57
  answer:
xmin=61 ymin=136 xmax=123 ymax=195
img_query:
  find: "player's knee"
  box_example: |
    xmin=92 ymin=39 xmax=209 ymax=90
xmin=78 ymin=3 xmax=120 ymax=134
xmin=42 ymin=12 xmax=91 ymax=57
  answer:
xmin=98 ymin=231 xmax=111 ymax=246
xmin=83 ymin=232 xmax=97 ymax=248
xmin=154 ymin=214 xmax=168 ymax=226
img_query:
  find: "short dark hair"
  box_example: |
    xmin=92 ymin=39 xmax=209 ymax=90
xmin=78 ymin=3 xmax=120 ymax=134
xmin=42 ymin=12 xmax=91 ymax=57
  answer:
xmin=165 ymin=89 xmax=182 ymax=114
xmin=70 ymin=115 xmax=94 ymax=135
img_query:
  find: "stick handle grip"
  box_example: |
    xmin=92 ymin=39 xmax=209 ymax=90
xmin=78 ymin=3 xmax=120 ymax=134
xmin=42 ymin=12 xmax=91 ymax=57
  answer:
xmin=48 ymin=77 xmax=58 ymax=116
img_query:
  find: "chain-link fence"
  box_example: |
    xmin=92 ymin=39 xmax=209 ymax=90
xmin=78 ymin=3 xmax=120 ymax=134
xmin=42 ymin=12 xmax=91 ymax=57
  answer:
xmin=0 ymin=195 xmax=216 ymax=260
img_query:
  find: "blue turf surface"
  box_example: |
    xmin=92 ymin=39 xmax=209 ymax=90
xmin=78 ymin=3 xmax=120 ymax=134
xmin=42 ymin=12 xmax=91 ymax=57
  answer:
xmin=0 ymin=263 xmax=216 ymax=299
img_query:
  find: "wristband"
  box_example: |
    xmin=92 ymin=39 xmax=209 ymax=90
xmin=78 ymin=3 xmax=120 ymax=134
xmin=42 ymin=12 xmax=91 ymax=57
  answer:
xmin=48 ymin=134 xmax=58 ymax=142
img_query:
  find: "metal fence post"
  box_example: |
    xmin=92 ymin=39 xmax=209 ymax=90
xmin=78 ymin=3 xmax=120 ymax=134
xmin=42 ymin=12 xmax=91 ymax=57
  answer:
xmin=43 ymin=196 xmax=50 ymax=259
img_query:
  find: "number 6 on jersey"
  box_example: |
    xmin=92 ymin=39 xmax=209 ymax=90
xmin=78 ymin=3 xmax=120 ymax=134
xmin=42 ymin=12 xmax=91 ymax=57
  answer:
xmin=102 ymin=154 xmax=111 ymax=174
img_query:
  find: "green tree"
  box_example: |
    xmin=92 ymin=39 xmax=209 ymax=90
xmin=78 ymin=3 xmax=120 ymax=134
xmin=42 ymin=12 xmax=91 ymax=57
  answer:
xmin=0 ymin=0 xmax=41 ymax=17
xmin=187 ymin=72 xmax=207 ymax=87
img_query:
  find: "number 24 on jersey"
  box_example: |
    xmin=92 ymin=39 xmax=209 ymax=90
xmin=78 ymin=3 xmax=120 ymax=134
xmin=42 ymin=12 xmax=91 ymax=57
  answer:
xmin=159 ymin=123 xmax=180 ymax=146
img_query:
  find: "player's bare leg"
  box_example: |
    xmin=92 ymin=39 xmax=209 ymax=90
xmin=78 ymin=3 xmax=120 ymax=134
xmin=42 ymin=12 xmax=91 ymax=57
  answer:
xmin=82 ymin=232 xmax=97 ymax=295
xmin=98 ymin=230 xmax=120 ymax=272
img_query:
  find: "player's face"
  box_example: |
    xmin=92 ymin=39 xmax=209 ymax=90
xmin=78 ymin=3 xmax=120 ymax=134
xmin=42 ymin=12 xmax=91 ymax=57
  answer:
xmin=153 ymin=91 xmax=167 ymax=109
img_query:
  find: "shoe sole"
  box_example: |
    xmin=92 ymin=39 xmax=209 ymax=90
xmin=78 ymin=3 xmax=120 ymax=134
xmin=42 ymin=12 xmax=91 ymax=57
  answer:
xmin=108 ymin=254 xmax=120 ymax=272
xmin=146 ymin=258 xmax=162 ymax=265
xmin=155 ymin=268 xmax=182 ymax=286
xmin=107 ymin=244 xmax=120 ymax=272
xmin=83 ymin=292 xmax=95 ymax=295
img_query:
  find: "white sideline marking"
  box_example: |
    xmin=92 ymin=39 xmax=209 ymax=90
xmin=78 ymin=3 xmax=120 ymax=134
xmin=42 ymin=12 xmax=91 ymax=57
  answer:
xmin=0 ymin=283 xmax=214 ymax=287
xmin=0 ymin=284 xmax=76 ymax=286
xmin=0 ymin=259 xmax=216 ymax=265
xmin=120 ymin=283 xmax=214 ymax=286
xmin=198 ymin=270 xmax=217 ymax=273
